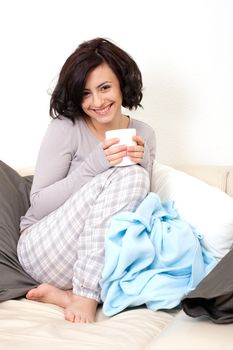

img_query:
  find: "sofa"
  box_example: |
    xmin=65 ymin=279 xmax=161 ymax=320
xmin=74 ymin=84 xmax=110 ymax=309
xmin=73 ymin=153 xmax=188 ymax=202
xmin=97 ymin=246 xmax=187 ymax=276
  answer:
xmin=0 ymin=161 xmax=233 ymax=350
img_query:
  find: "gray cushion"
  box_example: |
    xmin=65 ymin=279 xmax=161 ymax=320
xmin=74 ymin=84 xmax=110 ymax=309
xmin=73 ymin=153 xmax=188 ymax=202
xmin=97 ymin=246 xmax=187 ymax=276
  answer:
xmin=0 ymin=160 xmax=38 ymax=301
xmin=182 ymin=248 xmax=233 ymax=324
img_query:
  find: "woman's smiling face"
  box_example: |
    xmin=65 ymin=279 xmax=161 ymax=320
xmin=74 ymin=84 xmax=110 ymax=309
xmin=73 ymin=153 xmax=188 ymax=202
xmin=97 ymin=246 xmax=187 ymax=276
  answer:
xmin=81 ymin=63 xmax=123 ymax=127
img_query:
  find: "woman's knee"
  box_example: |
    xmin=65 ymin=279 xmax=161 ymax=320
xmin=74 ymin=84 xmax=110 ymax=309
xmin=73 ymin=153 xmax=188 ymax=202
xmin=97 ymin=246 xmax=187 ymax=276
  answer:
xmin=114 ymin=165 xmax=150 ymax=194
xmin=81 ymin=165 xmax=149 ymax=200
xmin=117 ymin=164 xmax=149 ymax=183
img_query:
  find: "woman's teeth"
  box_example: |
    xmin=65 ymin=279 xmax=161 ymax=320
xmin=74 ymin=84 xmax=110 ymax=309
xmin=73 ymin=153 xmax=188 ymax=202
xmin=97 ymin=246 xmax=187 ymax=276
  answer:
xmin=94 ymin=105 xmax=111 ymax=115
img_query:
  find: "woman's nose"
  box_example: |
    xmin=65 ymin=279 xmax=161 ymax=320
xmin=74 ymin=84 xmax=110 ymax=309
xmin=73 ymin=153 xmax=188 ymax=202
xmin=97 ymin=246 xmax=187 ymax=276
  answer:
xmin=92 ymin=92 xmax=103 ymax=107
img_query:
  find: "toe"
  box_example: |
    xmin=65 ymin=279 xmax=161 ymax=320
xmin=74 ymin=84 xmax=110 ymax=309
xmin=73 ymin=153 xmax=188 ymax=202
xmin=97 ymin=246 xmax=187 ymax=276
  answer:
xmin=65 ymin=310 xmax=76 ymax=323
xmin=26 ymin=288 xmax=37 ymax=299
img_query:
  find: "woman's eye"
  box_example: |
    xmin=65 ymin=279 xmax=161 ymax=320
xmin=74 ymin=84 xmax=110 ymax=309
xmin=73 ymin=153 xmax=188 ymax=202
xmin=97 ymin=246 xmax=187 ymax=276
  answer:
xmin=83 ymin=91 xmax=90 ymax=97
xmin=101 ymin=85 xmax=110 ymax=91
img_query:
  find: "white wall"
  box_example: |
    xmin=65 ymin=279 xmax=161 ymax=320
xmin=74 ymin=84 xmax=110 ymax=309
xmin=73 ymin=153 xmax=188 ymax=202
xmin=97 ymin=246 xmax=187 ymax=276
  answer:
xmin=0 ymin=0 xmax=232 ymax=168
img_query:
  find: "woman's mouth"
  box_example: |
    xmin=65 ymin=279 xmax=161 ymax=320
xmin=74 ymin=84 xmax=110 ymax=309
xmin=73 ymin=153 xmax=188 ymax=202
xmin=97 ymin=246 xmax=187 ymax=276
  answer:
xmin=93 ymin=103 xmax=113 ymax=116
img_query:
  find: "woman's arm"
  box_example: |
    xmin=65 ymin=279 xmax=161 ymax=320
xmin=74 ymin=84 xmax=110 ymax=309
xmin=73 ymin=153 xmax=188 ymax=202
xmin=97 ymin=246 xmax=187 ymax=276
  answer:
xmin=29 ymin=119 xmax=110 ymax=221
xmin=139 ymin=127 xmax=156 ymax=179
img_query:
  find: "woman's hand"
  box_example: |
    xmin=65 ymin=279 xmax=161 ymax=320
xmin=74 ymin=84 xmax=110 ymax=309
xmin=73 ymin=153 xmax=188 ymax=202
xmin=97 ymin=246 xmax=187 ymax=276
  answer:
xmin=103 ymin=135 xmax=144 ymax=166
xmin=127 ymin=135 xmax=144 ymax=164
xmin=103 ymin=138 xmax=127 ymax=166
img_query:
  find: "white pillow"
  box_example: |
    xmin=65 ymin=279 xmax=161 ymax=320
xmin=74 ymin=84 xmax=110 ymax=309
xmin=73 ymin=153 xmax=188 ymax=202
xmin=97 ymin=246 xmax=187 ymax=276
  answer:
xmin=151 ymin=163 xmax=233 ymax=260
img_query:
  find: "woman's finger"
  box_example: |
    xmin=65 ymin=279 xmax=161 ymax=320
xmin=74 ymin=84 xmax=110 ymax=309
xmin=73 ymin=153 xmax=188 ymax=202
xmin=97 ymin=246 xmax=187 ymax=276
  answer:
xmin=133 ymin=135 xmax=144 ymax=146
xmin=102 ymin=137 xmax=120 ymax=150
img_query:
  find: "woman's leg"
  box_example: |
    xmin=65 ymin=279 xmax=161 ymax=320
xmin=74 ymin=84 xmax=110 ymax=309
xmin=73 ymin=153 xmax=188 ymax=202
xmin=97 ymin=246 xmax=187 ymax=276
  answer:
xmin=17 ymin=165 xmax=149 ymax=322
xmin=72 ymin=165 xmax=150 ymax=301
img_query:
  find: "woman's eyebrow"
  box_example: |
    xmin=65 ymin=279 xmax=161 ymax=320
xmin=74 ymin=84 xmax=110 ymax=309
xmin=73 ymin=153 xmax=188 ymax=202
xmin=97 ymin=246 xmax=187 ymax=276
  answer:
xmin=97 ymin=81 xmax=111 ymax=88
xmin=84 ymin=81 xmax=112 ymax=91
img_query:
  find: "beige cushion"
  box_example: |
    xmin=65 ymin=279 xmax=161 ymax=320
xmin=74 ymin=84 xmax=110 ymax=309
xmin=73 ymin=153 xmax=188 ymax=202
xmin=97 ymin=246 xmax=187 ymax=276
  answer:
xmin=0 ymin=299 xmax=175 ymax=350
xmin=145 ymin=311 xmax=233 ymax=350
xmin=227 ymin=169 xmax=233 ymax=197
xmin=174 ymin=164 xmax=232 ymax=193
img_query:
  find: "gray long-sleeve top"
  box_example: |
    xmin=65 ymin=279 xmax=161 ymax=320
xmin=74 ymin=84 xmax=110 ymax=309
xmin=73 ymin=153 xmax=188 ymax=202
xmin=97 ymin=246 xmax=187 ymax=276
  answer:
xmin=20 ymin=116 xmax=156 ymax=231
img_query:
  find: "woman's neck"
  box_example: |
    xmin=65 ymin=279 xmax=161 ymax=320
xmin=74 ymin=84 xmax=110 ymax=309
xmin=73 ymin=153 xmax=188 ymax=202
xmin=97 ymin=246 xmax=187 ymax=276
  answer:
xmin=85 ymin=115 xmax=130 ymax=141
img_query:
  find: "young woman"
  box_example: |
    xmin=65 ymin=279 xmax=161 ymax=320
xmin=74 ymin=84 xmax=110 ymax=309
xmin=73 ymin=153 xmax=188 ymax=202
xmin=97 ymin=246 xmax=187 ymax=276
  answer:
xmin=17 ymin=37 xmax=156 ymax=323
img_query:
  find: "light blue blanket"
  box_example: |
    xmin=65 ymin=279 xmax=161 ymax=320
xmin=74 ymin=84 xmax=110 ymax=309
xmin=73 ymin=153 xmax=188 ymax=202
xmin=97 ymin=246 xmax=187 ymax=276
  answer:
xmin=100 ymin=192 xmax=216 ymax=316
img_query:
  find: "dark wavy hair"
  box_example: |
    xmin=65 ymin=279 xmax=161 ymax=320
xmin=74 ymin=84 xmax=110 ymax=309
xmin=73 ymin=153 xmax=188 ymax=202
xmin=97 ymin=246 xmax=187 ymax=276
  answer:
xmin=49 ymin=37 xmax=143 ymax=122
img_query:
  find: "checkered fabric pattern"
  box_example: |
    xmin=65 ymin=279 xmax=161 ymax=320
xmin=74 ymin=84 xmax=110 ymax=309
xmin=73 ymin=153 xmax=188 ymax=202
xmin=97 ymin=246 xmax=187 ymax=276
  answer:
xmin=17 ymin=165 xmax=149 ymax=301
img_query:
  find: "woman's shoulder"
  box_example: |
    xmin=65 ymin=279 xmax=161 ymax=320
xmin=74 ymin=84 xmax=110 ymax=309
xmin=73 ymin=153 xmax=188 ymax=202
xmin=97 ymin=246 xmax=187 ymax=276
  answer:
xmin=44 ymin=117 xmax=82 ymax=151
xmin=48 ymin=116 xmax=75 ymax=129
xmin=46 ymin=116 xmax=83 ymax=136
xmin=130 ymin=118 xmax=155 ymax=136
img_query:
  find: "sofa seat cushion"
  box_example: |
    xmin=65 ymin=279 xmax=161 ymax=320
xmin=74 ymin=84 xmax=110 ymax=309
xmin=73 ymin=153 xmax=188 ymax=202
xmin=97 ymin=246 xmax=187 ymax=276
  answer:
xmin=145 ymin=310 xmax=233 ymax=350
xmin=0 ymin=299 xmax=176 ymax=350
xmin=227 ymin=169 xmax=233 ymax=197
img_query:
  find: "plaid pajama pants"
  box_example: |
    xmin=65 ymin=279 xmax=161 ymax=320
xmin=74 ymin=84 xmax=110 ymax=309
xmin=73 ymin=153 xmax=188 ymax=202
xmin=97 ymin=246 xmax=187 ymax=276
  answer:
xmin=17 ymin=165 xmax=149 ymax=301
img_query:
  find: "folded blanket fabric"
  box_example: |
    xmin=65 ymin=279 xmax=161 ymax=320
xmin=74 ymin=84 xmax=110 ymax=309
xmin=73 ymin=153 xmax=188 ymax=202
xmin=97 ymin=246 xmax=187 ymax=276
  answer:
xmin=100 ymin=192 xmax=216 ymax=316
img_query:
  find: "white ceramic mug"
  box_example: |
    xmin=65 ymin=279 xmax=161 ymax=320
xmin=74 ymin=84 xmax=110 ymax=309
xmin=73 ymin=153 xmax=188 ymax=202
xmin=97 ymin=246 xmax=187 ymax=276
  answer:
xmin=105 ymin=128 xmax=137 ymax=167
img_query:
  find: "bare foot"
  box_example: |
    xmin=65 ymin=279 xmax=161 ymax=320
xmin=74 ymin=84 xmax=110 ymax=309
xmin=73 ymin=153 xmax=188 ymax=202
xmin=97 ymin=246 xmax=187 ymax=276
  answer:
xmin=26 ymin=283 xmax=72 ymax=308
xmin=26 ymin=283 xmax=98 ymax=323
xmin=65 ymin=295 xmax=98 ymax=323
